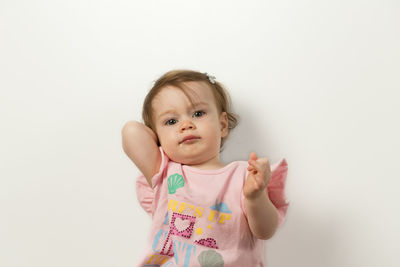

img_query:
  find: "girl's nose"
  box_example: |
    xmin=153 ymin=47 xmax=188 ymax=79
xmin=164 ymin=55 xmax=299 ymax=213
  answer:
xmin=180 ymin=120 xmax=196 ymax=132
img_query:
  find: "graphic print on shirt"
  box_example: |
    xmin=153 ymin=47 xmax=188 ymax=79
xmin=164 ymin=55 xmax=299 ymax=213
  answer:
xmin=167 ymin=173 xmax=184 ymax=194
xmin=193 ymin=200 xmax=231 ymax=249
xmin=160 ymin=212 xmax=196 ymax=256
xmin=144 ymin=198 xmax=231 ymax=266
xmin=197 ymin=249 xmax=224 ymax=267
xmin=144 ymin=173 xmax=233 ymax=266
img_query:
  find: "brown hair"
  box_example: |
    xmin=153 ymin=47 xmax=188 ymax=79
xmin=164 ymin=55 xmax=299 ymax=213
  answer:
xmin=141 ymin=69 xmax=239 ymax=149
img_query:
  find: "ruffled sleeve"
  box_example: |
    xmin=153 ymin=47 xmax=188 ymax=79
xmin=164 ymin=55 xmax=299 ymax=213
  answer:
xmin=267 ymin=158 xmax=289 ymax=227
xmin=241 ymin=158 xmax=289 ymax=227
xmin=135 ymin=146 xmax=169 ymax=216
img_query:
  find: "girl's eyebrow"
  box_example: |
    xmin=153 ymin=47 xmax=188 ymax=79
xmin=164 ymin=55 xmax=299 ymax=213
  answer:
xmin=158 ymin=109 xmax=177 ymax=119
xmin=157 ymin=102 xmax=208 ymax=119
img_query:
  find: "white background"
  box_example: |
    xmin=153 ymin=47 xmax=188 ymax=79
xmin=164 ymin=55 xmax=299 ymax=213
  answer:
xmin=1 ymin=0 xmax=399 ymax=266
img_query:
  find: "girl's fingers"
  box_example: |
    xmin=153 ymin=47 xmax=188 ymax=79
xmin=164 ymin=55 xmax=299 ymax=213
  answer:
xmin=247 ymin=165 xmax=255 ymax=172
xmin=248 ymin=163 xmax=260 ymax=178
xmin=249 ymin=152 xmax=258 ymax=161
xmin=248 ymin=159 xmax=261 ymax=171
xmin=249 ymin=158 xmax=270 ymax=175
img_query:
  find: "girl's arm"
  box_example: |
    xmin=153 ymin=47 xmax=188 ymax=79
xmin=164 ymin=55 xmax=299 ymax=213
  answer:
xmin=243 ymin=152 xmax=279 ymax=240
xmin=121 ymin=121 xmax=161 ymax=188
xmin=244 ymin=189 xmax=278 ymax=240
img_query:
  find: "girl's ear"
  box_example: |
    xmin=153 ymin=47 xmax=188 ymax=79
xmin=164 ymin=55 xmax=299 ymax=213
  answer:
xmin=220 ymin=112 xmax=229 ymax=138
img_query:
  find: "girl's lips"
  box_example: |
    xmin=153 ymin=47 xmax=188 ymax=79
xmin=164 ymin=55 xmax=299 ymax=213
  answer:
xmin=182 ymin=138 xmax=200 ymax=144
xmin=180 ymin=135 xmax=200 ymax=144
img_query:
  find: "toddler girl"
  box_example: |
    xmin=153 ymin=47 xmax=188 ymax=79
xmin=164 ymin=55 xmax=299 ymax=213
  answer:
xmin=121 ymin=69 xmax=289 ymax=267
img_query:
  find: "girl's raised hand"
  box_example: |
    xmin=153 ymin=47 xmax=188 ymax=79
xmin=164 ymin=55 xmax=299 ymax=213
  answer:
xmin=244 ymin=152 xmax=271 ymax=200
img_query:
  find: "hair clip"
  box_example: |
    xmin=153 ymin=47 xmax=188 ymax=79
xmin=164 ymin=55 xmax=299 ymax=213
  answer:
xmin=204 ymin=72 xmax=216 ymax=84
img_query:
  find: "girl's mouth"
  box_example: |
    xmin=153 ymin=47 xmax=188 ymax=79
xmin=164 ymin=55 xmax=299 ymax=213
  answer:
xmin=182 ymin=138 xmax=200 ymax=144
xmin=180 ymin=135 xmax=200 ymax=144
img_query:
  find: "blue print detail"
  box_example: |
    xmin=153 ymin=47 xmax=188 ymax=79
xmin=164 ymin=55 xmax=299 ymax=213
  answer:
xmin=174 ymin=240 xmax=196 ymax=267
xmin=152 ymin=229 xmax=163 ymax=252
xmin=173 ymin=242 xmax=179 ymax=265
xmin=210 ymin=202 xmax=232 ymax=214
xmin=163 ymin=212 xmax=169 ymax=225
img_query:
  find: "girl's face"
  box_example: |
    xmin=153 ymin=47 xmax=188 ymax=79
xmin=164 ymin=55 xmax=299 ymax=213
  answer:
xmin=152 ymin=81 xmax=228 ymax=167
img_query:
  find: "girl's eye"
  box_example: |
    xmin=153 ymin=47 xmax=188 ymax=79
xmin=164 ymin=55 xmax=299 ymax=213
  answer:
xmin=165 ymin=119 xmax=177 ymax=125
xmin=193 ymin=110 xmax=205 ymax=117
xmin=164 ymin=111 xmax=205 ymax=126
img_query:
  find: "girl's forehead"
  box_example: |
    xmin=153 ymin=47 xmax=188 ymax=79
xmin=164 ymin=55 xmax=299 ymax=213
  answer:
xmin=153 ymin=82 xmax=215 ymax=107
xmin=151 ymin=83 xmax=220 ymax=121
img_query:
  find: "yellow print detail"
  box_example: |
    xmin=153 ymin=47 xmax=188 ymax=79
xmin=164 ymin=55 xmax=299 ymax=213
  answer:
xmin=168 ymin=199 xmax=204 ymax=218
xmin=207 ymin=209 xmax=232 ymax=224
xmin=145 ymin=253 xmax=169 ymax=265
xmin=168 ymin=199 xmax=232 ymax=224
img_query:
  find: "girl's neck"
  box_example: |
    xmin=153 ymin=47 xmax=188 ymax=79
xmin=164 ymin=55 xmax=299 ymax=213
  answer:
xmin=185 ymin=155 xmax=226 ymax=170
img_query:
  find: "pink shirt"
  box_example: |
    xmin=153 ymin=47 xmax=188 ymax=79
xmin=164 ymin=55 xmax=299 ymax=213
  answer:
xmin=135 ymin=147 xmax=289 ymax=267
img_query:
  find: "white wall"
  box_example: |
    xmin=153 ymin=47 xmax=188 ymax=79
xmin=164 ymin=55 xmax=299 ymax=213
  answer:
xmin=1 ymin=0 xmax=399 ymax=266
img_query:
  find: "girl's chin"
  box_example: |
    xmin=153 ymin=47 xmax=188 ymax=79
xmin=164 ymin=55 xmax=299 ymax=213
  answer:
xmin=169 ymin=154 xmax=201 ymax=165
